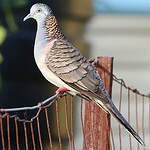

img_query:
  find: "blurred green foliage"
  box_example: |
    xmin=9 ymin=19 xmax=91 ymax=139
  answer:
xmin=0 ymin=25 xmax=7 ymax=45
xmin=0 ymin=53 xmax=3 ymax=64
xmin=9 ymin=0 xmax=27 ymax=7
xmin=0 ymin=0 xmax=28 ymax=62
xmin=3 ymin=0 xmax=18 ymax=31
xmin=0 ymin=25 xmax=5 ymax=89
xmin=0 ymin=24 xmax=6 ymax=63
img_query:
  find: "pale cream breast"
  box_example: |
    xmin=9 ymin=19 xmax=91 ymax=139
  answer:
xmin=34 ymin=40 xmax=78 ymax=95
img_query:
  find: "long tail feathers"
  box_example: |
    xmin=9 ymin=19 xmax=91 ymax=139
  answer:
xmin=100 ymin=100 xmax=145 ymax=146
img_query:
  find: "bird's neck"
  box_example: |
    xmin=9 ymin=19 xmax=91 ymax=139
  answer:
xmin=34 ymin=15 xmax=64 ymax=58
xmin=45 ymin=16 xmax=65 ymax=40
xmin=34 ymin=20 xmax=50 ymax=58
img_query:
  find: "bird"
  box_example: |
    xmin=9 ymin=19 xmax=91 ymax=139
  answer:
xmin=24 ymin=3 xmax=144 ymax=145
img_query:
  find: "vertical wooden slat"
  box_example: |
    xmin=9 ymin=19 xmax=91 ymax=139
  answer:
xmin=83 ymin=57 xmax=113 ymax=150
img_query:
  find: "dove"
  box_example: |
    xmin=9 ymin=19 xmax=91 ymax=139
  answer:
xmin=24 ymin=3 xmax=144 ymax=145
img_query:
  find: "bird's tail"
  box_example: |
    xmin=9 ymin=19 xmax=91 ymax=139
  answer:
xmin=103 ymin=100 xmax=144 ymax=145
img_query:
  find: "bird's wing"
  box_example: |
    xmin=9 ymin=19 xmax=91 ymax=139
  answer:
xmin=45 ymin=39 xmax=110 ymax=103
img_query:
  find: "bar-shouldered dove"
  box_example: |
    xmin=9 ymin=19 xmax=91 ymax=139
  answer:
xmin=24 ymin=3 xmax=144 ymax=145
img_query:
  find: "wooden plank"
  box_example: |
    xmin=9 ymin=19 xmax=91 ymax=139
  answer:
xmin=83 ymin=57 xmax=113 ymax=150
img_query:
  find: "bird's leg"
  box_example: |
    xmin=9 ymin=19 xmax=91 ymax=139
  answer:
xmin=56 ymin=87 xmax=69 ymax=98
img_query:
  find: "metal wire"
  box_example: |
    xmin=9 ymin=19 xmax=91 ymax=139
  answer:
xmin=23 ymin=122 xmax=29 ymax=150
xmin=118 ymin=83 xmax=123 ymax=150
xmin=128 ymin=89 xmax=132 ymax=150
xmin=0 ymin=94 xmax=58 ymax=114
xmin=7 ymin=115 xmax=11 ymax=150
xmin=44 ymin=108 xmax=53 ymax=150
xmin=30 ymin=122 xmax=36 ymax=150
xmin=14 ymin=117 xmax=20 ymax=150
xmin=142 ymin=95 xmax=145 ymax=150
xmin=71 ymin=96 xmax=75 ymax=150
xmin=81 ymin=98 xmax=87 ymax=150
xmin=135 ymin=93 xmax=140 ymax=150
xmin=64 ymin=96 xmax=72 ymax=150
xmin=149 ymin=98 xmax=150 ymax=138
xmin=0 ymin=71 xmax=149 ymax=149
xmin=55 ymin=100 xmax=63 ymax=150
xmin=0 ymin=113 xmax=5 ymax=150
xmin=110 ymin=127 xmax=116 ymax=150
xmin=113 ymin=74 xmax=150 ymax=99
xmin=37 ymin=116 xmax=43 ymax=150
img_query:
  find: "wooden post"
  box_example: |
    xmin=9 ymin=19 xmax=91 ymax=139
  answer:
xmin=83 ymin=57 xmax=113 ymax=150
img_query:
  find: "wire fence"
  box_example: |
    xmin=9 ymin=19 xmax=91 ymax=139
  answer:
xmin=0 ymin=58 xmax=150 ymax=150
xmin=111 ymin=75 xmax=150 ymax=150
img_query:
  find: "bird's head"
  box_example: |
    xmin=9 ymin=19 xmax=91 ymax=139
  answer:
xmin=23 ymin=3 xmax=53 ymax=23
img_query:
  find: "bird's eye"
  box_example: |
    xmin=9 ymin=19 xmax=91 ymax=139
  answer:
xmin=37 ymin=8 xmax=42 ymax=13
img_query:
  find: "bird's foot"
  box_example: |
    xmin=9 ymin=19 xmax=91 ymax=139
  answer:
xmin=88 ymin=58 xmax=95 ymax=63
xmin=56 ymin=88 xmax=69 ymax=98
xmin=89 ymin=58 xmax=99 ymax=68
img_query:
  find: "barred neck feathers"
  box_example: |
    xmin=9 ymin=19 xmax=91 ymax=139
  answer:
xmin=45 ymin=16 xmax=65 ymax=40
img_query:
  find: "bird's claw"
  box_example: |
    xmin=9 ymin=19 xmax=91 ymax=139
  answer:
xmin=56 ymin=88 xmax=69 ymax=98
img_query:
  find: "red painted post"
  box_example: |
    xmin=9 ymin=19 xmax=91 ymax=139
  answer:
xmin=83 ymin=57 xmax=113 ymax=150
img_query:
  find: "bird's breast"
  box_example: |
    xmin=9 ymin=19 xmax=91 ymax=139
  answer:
xmin=36 ymin=58 xmax=78 ymax=95
xmin=34 ymin=41 xmax=78 ymax=95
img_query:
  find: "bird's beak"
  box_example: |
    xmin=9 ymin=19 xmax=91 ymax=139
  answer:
xmin=23 ymin=13 xmax=32 ymax=21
